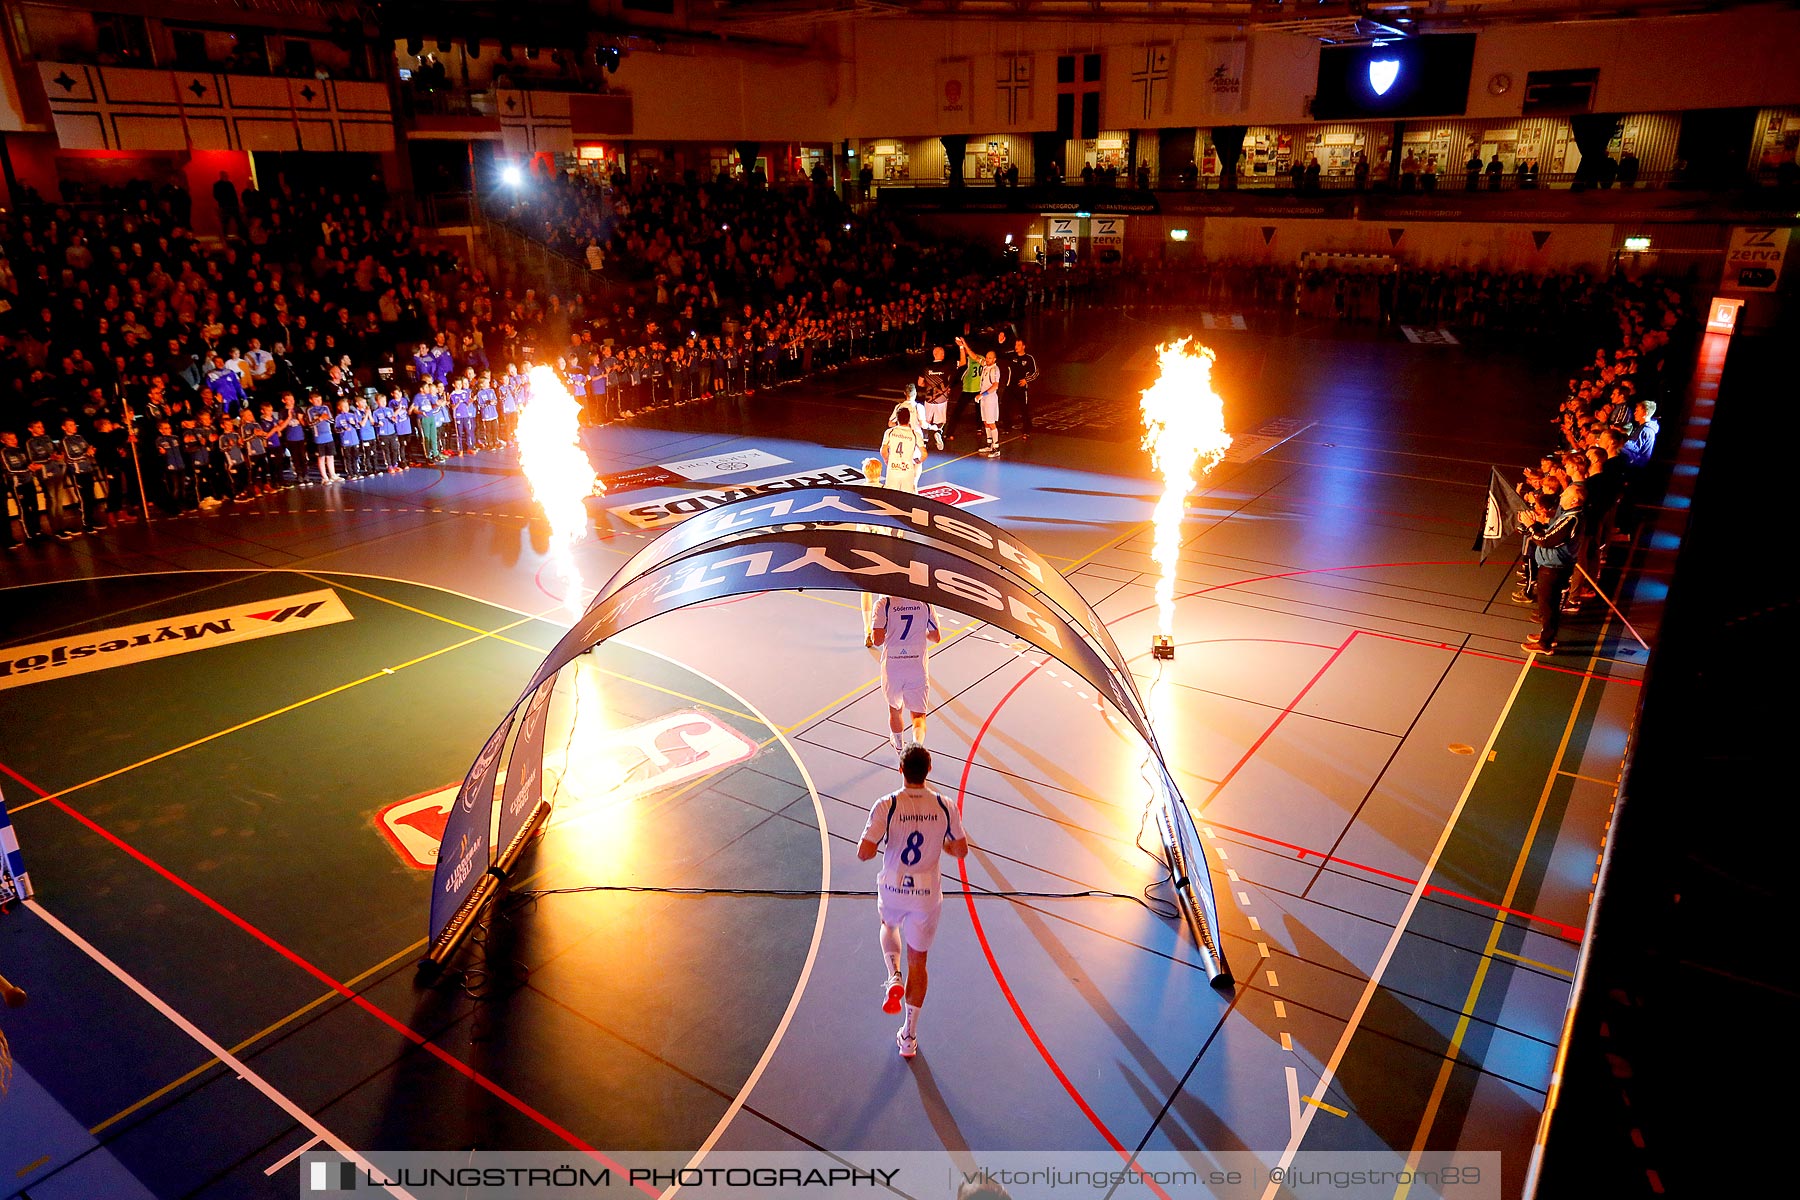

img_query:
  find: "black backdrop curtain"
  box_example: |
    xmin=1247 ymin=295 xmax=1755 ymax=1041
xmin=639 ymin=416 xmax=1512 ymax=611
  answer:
xmin=1032 ymin=132 xmax=1063 ymax=183
xmin=1212 ymin=125 xmax=1247 ymax=190
xmin=939 ymin=135 xmax=970 ymax=188
xmin=1569 ymin=114 xmax=1621 ymax=187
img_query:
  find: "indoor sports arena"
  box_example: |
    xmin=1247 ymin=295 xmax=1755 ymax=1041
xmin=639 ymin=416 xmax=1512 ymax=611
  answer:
xmin=0 ymin=2 xmax=1790 ymax=1197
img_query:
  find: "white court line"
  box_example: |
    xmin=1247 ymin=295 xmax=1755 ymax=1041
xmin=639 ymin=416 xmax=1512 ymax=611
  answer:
xmin=1258 ymin=650 xmax=1535 ymax=1199
xmin=24 ymin=899 xmax=413 ymax=1200
xmin=612 ymin=642 xmax=833 ymax=1200
xmin=265 ymin=1135 xmax=322 ymax=1176
xmin=1285 ymin=1067 xmax=1302 ymax=1141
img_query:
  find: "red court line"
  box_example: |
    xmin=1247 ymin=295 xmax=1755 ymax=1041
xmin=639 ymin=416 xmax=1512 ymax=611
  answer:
xmin=1200 ymin=819 xmax=1584 ymax=942
xmin=952 ymin=661 xmax=1176 ymax=1200
xmin=1198 ymin=632 xmax=1358 ymax=808
xmin=1362 ymin=629 xmax=1643 ymax=687
xmin=0 ymin=759 xmax=656 ymax=1196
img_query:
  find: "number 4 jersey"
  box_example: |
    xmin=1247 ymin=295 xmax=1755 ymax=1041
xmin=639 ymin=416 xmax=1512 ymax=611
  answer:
xmin=861 ymin=785 xmax=967 ymax=906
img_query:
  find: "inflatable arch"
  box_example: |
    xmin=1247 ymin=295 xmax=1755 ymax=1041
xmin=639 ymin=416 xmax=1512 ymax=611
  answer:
xmin=427 ymin=485 xmax=1233 ymax=985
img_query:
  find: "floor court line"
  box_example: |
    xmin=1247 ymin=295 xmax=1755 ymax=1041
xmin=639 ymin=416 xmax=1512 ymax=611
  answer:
xmin=1394 ymin=626 xmax=1611 ymax=1195
xmin=0 ymin=762 xmax=656 ymax=1195
xmin=949 ymin=660 xmax=1178 ymax=1200
xmin=23 ymin=898 xmax=415 ymax=1200
xmin=1257 ymin=649 xmax=1537 ymax=1200
xmin=88 ymin=937 xmax=430 ymax=1136
xmin=0 ymin=615 xmax=540 ymax=816
xmin=304 ymin=572 xmax=759 ymax=722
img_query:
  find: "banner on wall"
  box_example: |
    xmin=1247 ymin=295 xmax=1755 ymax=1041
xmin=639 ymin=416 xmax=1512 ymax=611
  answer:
xmin=1047 ymin=216 xmax=1079 ymax=240
xmin=1130 ymin=44 xmax=1175 ymax=122
xmin=935 ymin=58 xmax=974 ymax=128
xmin=1090 ymin=215 xmax=1125 ymax=264
xmin=1723 ymin=226 xmax=1790 ymax=292
xmin=994 ymin=53 xmax=1034 ymax=129
xmin=428 ymin=487 xmax=1233 ymax=985
xmin=1205 ymin=40 xmax=1247 ymax=115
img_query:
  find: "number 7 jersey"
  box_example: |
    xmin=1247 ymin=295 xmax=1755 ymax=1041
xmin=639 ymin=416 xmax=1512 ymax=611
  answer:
xmin=861 ymin=785 xmax=967 ymax=905
xmin=871 ymin=595 xmax=937 ymax=661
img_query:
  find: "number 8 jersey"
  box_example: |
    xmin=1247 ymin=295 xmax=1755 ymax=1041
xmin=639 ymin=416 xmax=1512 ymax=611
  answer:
xmin=861 ymin=785 xmax=968 ymax=905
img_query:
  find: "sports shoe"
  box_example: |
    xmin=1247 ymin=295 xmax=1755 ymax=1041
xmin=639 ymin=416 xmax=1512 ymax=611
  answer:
xmin=1521 ymin=637 xmax=1555 ymax=655
xmin=895 ymin=1029 xmax=918 ymax=1059
xmin=1509 ymin=590 xmax=1534 ymax=605
xmin=882 ymin=974 xmax=904 ymax=1015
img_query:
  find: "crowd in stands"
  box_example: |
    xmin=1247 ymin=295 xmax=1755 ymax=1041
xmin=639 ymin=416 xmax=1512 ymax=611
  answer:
xmin=1118 ymin=257 xmax=1649 ymax=335
xmin=1509 ymin=279 xmax=1682 ymax=655
xmin=1 ymin=162 xmax=1682 ymax=563
xmin=0 ymin=167 xmax=1067 ymax=545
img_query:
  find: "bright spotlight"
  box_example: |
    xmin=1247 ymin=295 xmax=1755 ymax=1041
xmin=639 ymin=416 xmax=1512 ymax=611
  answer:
xmin=500 ymin=165 xmax=524 ymax=187
xmin=1169 ymin=228 xmax=1189 ymax=242
xmin=1004 ymin=233 xmax=1014 ymax=244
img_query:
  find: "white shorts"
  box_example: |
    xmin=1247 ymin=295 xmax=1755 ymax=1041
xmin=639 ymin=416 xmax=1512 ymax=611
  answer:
xmin=884 ymin=464 xmax=919 ymax=493
xmin=924 ymin=399 xmax=947 ymax=426
xmin=881 ymin=658 xmax=928 ymax=713
xmin=879 ymin=898 xmax=945 ymax=952
xmin=978 ymin=391 xmax=999 ymax=424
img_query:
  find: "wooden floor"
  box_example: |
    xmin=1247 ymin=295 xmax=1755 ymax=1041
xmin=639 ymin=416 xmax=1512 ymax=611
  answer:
xmin=0 ymin=308 xmax=1661 ymax=1199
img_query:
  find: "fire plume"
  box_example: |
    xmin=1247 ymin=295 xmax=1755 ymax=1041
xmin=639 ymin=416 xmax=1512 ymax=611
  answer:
xmin=1139 ymin=339 xmax=1232 ymax=637
xmin=517 ymin=365 xmax=603 ymax=615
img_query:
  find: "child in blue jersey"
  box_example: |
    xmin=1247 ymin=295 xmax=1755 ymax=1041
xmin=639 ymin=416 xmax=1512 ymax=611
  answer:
xmin=414 ymin=385 xmax=442 ymax=462
xmin=307 ymin=395 xmax=339 ymax=482
xmin=217 ymin=417 xmax=249 ymax=501
xmin=334 ymin=399 xmax=363 ymax=478
xmin=451 ymin=384 xmax=477 ymax=456
xmin=475 ymin=374 xmax=499 ymax=449
xmin=389 ymin=391 xmax=413 ymax=470
xmin=243 ymin=417 xmax=273 ymax=495
xmin=153 ymin=420 xmax=193 ymax=511
xmin=372 ymin=394 xmax=398 ymax=473
xmin=280 ymin=396 xmax=310 ymax=484
xmin=499 ymin=364 xmax=522 ymax=445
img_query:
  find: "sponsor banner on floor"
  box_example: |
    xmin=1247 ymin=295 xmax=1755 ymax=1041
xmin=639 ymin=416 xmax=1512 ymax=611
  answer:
xmin=599 ymin=465 xmax=693 ymax=494
xmin=1220 ymin=416 xmax=1315 ymax=464
xmin=1401 ymin=324 xmax=1460 ymax=345
xmin=378 ymin=710 xmax=759 ymax=869
xmin=661 ymin=448 xmax=791 ymax=479
xmin=608 ymin=465 xmax=867 ymax=528
xmin=917 ymin=481 xmax=997 ymax=508
xmin=0 ymin=589 xmax=352 ymax=690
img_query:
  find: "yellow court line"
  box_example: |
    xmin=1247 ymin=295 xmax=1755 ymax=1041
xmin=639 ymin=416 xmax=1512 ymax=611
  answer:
xmin=1490 ymin=948 xmax=1575 ymax=979
xmin=5 ymin=617 xmax=539 ymax=816
xmin=1063 ymin=519 xmax=1155 ymax=574
xmin=776 ymin=619 xmax=985 ymax=734
xmin=1557 ymin=770 xmax=1619 ymax=788
xmin=1302 ymin=1096 xmax=1350 ymax=1118
xmin=88 ymin=937 xmax=428 ymax=1135
xmin=308 ymin=573 xmax=757 ymax=723
xmin=1392 ymin=619 xmax=1611 ymax=1199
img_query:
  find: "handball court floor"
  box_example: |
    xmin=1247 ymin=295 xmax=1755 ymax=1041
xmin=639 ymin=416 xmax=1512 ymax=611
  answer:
xmin=0 ymin=309 xmax=1671 ymax=1199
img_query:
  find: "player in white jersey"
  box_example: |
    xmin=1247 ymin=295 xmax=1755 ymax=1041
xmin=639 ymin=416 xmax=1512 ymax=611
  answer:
xmin=857 ymin=745 xmax=969 ymax=1058
xmin=871 ymin=593 xmax=939 ymax=756
xmin=857 ymin=458 xmax=884 ymax=646
xmin=879 ymin=406 xmax=926 ymax=493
